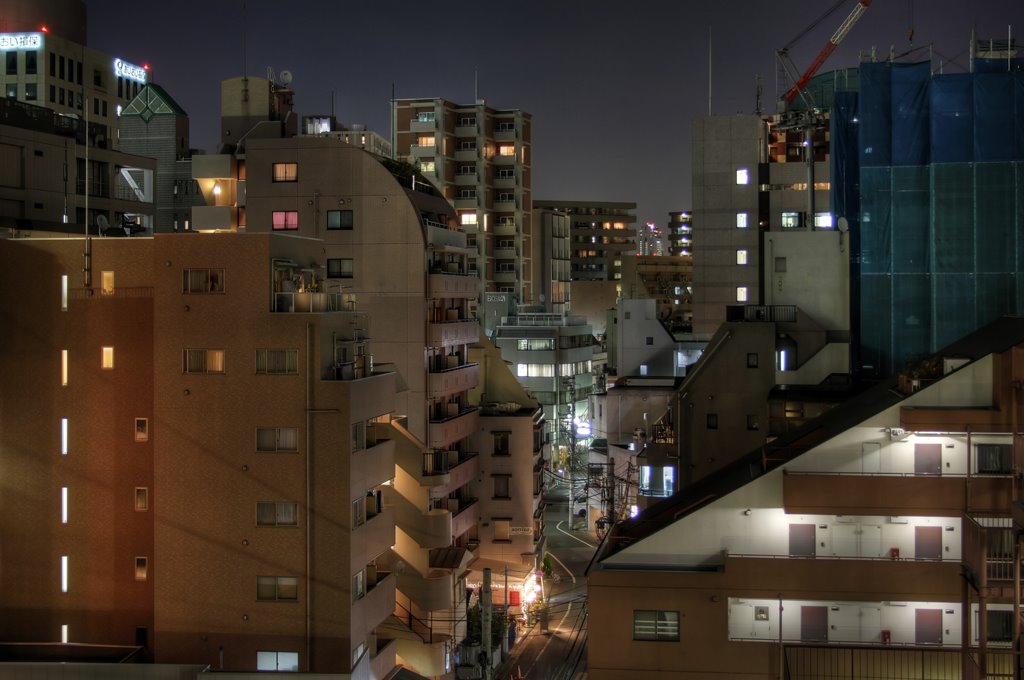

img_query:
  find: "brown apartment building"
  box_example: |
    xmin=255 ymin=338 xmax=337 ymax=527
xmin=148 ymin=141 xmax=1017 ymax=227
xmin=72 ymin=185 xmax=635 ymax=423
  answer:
xmin=588 ymin=317 xmax=1024 ymax=679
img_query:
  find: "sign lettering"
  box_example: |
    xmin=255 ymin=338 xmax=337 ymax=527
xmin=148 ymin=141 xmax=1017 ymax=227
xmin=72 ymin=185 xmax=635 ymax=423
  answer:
xmin=0 ymin=33 xmax=42 ymax=50
xmin=114 ymin=58 xmax=147 ymax=84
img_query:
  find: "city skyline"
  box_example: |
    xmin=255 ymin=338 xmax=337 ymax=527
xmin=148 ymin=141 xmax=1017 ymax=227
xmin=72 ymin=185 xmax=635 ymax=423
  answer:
xmin=86 ymin=0 xmax=1024 ymax=226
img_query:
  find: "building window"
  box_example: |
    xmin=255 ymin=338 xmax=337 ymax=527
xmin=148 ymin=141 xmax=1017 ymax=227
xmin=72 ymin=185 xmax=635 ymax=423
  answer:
xmin=256 ymin=501 xmax=298 ymax=527
xmin=256 ymin=427 xmax=298 ymax=452
xmin=420 ymin=161 xmax=435 ymax=173
xmin=461 ymin=212 xmax=478 ymax=226
xmin=814 ymin=212 xmax=834 ymax=229
xmin=416 ymin=111 xmax=435 ymax=123
xmin=493 ymin=475 xmax=511 ymax=499
xmin=327 ymin=258 xmax=353 ymax=279
xmin=256 ymin=349 xmax=298 ymax=375
xmin=135 ymin=418 xmax=149 ymax=442
xmin=326 ymin=209 xmax=353 ymax=230
xmin=257 ymin=576 xmax=298 ymax=601
xmin=747 ymin=414 xmax=759 ymax=431
xmin=707 ymin=413 xmax=718 ymax=430
xmin=257 ymin=651 xmax=299 ymax=672
xmin=61 ymin=349 xmax=68 ymax=385
xmin=736 ymin=249 xmax=748 ymax=265
xmin=493 ymin=518 xmax=511 ymax=541
xmin=61 ymin=555 xmax=68 ymax=592
xmin=25 ymin=83 xmax=37 ymax=101
xmin=498 ymin=144 xmax=515 ymax=156
xmin=352 ymin=496 xmax=366 ymax=527
xmin=736 ymin=287 xmax=748 ymax=302
xmin=645 ymin=337 xmax=654 ymax=346
xmin=182 ymin=268 xmax=225 ymax=293
xmin=352 ymin=421 xmax=365 ymax=452
xmin=61 ymin=486 xmax=68 ymax=524
xmin=775 ymin=257 xmax=787 ymax=273
xmin=134 ymin=487 xmax=149 ymax=511
xmin=417 ymin=135 xmax=435 ymax=147
xmin=736 ymin=212 xmax=748 ymax=229
xmin=25 ymin=50 xmax=37 ymax=75
xmin=781 ymin=211 xmax=802 ymax=228
xmin=633 ymin=610 xmax=680 ymax=641
xmin=272 ymin=163 xmax=298 ymax=182
xmin=101 ymin=270 xmax=115 ymax=295
xmin=5 ymin=51 xmax=16 ymax=76
xmin=736 ymin=169 xmax=749 ymax=185
xmin=101 ymin=346 xmax=114 ymax=369
xmin=747 ymin=353 xmax=758 ymax=368
xmin=183 ymin=349 xmax=225 ymax=374
xmin=353 ymin=569 xmax=366 ymax=602
xmin=977 ymin=444 xmax=1012 ymax=474
xmin=61 ymin=417 xmax=68 ymax=455
xmin=493 ymin=431 xmax=511 ymax=456
xmin=271 ymin=210 xmax=299 ymax=230
xmin=134 ymin=557 xmax=148 ymax=581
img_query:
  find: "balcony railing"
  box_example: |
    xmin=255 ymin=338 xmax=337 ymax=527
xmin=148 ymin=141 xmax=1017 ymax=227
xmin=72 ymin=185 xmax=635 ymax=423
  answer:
xmin=428 ymin=407 xmax=480 ymax=449
xmin=273 ymin=291 xmax=352 ymax=313
xmin=428 ymin=319 xmax=479 ymax=348
xmin=427 ymin=362 xmax=479 ymax=398
xmin=422 ymin=450 xmax=477 ymax=477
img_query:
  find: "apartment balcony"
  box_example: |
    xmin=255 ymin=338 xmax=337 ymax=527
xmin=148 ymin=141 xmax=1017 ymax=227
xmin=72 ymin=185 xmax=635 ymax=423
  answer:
xmin=455 ymin=123 xmax=477 ymax=136
xmin=494 ymin=246 xmax=518 ymax=260
xmin=493 ymin=270 xmax=517 ymax=284
xmin=900 ymin=406 xmax=1010 ymax=433
xmin=783 ymin=472 xmax=1014 ymax=516
xmin=192 ymin=205 xmax=235 ymax=231
xmin=386 ymin=487 xmax=452 ymax=549
xmin=455 ymin=173 xmax=477 ymax=186
xmin=409 ymin=120 xmax=436 ymax=133
xmin=369 ymin=637 xmax=398 ymax=680
xmin=455 ymin=149 xmax=478 ymax=162
xmin=353 ymin=570 xmax=396 ymax=644
xmin=424 ymin=452 xmax=479 ymax=497
xmin=493 ymin=153 xmax=515 ymax=165
xmin=273 ymin=291 xmax=352 ymax=313
xmin=494 ymin=175 xmax=515 ymax=189
xmin=494 ymin=199 xmax=517 ymax=211
xmin=428 ymin=319 xmax=479 ymax=348
xmin=428 ymin=407 xmax=479 ymax=449
xmin=494 ymin=128 xmax=515 ymax=142
xmin=353 ymin=508 xmax=396 ymax=570
xmin=428 ymin=272 xmax=479 ymax=299
xmin=427 ymin=362 xmax=480 ymax=399
xmin=494 ymin=222 xmax=517 ymax=236
xmin=409 ymin=144 xmax=436 ymax=157
xmin=454 ymin=197 xmax=478 ymax=211
xmin=451 ymin=497 xmax=480 ymax=539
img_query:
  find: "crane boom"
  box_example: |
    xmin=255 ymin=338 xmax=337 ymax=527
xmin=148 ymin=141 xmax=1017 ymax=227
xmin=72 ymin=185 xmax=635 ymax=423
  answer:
xmin=783 ymin=0 xmax=871 ymax=106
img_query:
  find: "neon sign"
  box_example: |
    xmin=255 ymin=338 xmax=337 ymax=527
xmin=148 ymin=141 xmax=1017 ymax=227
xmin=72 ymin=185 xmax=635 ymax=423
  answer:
xmin=114 ymin=58 xmax=147 ymax=84
xmin=0 ymin=33 xmax=43 ymax=50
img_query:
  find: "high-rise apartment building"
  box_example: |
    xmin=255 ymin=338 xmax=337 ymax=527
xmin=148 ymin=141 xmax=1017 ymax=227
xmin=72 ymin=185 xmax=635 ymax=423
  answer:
xmin=666 ymin=210 xmax=692 ymax=256
xmin=533 ymin=200 xmax=637 ymax=282
xmin=531 ymin=208 xmax=571 ymax=316
xmin=392 ymin=98 xmax=533 ymax=310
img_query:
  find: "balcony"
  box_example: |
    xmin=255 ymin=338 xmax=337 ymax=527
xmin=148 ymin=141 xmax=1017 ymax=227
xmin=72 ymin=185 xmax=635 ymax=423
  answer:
xmin=455 ymin=148 xmax=478 ymax=162
xmin=494 ymin=198 xmax=517 ymax=211
xmin=455 ymin=123 xmax=477 ymax=136
xmin=428 ymin=407 xmax=480 ymax=449
xmin=428 ymin=362 xmax=480 ymax=399
xmin=409 ymin=120 xmax=436 ymax=133
xmin=494 ymin=127 xmax=515 ymax=141
xmin=451 ymin=498 xmax=480 ymax=539
xmin=493 ymin=270 xmax=517 ymax=284
xmin=493 ymin=153 xmax=515 ymax=165
xmin=424 ymin=452 xmax=479 ymax=497
xmin=494 ymin=222 xmax=517 ymax=236
xmin=273 ymin=291 xmax=351 ymax=313
xmin=192 ymin=205 xmax=235 ymax=231
xmin=428 ymin=272 xmax=479 ymax=299
xmin=494 ymin=246 xmax=518 ymax=260
xmin=454 ymin=197 xmax=478 ymax=211
xmin=353 ymin=570 xmax=396 ymax=643
xmin=428 ymin=319 xmax=479 ymax=348
xmin=783 ymin=471 xmax=1014 ymax=516
xmin=353 ymin=439 xmax=395 ymax=490
xmin=455 ymin=173 xmax=477 ymax=186
xmin=409 ymin=144 xmax=436 ymax=157
xmin=494 ymin=175 xmax=515 ymax=189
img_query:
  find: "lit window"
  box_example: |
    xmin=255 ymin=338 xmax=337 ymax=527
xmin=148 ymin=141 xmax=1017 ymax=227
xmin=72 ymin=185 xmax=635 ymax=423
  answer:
xmin=517 ymin=363 xmax=528 ymax=377
xmin=256 ymin=501 xmax=298 ymax=527
xmin=736 ymin=286 xmax=748 ymax=302
xmin=101 ymin=271 xmax=114 ymax=295
xmin=633 ymin=610 xmax=680 ymax=641
xmin=256 ymin=427 xmax=298 ymax=452
xmin=101 ymin=346 xmax=114 ymax=369
xmin=736 ymin=169 xmax=749 ymax=185
xmin=61 ymin=417 xmax=68 ymax=455
xmin=781 ymin=212 xmax=802 ymax=228
xmin=736 ymin=249 xmax=748 ymax=265
xmin=736 ymin=212 xmax=748 ymax=229
xmin=257 ymin=652 xmax=299 ymax=672
xmin=272 ymin=162 xmax=297 ymax=182
xmin=419 ymin=161 xmax=435 ymax=173
xmin=61 ymin=487 xmax=68 ymax=524
xmin=417 ymin=135 xmax=435 ymax=147
xmin=61 ymin=350 xmax=68 ymax=385
xmin=326 ymin=258 xmax=353 ymax=279
xmin=256 ymin=349 xmax=298 ymax=375
xmin=183 ymin=349 xmax=225 ymax=374
xmin=134 ymin=418 xmax=148 ymax=442
xmin=416 ymin=111 xmax=435 ymax=123
xmin=498 ymin=145 xmax=515 ymax=156
xmin=493 ymin=518 xmax=510 ymax=541
xmin=326 ymin=210 xmax=353 ymax=230
xmin=134 ymin=557 xmax=148 ymax=581
xmin=257 ymin=576 xmax=298 ymax=601
xmin=61 ymin=555 xmax=68 ymax=592
xmin=461 ymin=212 xmax=478 ymax=226
xmin=271 ymin=210 xmax=298 ymax=231
xmin=61 ymin=625 xmax=68 ymax=644
xmin=134 ymin=487 xmax=149 ymax=511
xmin=61 ymin=274 xmax=68 ymax=310
xmin=814 ymin=212 xmax=834 ymax=228
xmin=183 ymin=268 xmax=224 ymax=293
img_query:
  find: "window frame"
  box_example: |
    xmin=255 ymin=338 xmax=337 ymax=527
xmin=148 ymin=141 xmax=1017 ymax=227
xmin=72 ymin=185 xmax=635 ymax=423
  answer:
xmin=256 ymin=501 xmax=299 ymax=527
xmin=271 ymin=210 xmax=299 ymax=231
xmin=257 ymin=575 xmax=299 ymax=601
xmin=255 ymin=348 xmax=299 ymax=375
xmin=326 ymin=209 xmax=353 ymax=230
xmin=271 ymin=162 xmax=298 ymax=183
xmin=633 ymin=609 xmax=680 ymax=641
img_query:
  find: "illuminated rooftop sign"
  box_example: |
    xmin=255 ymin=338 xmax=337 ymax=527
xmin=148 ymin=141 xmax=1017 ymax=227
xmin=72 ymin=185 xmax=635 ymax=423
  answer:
xmin=114 ymin=58 xmax=147 ymax=84
xmin=0 ymin=33 xmax=43 ymax=50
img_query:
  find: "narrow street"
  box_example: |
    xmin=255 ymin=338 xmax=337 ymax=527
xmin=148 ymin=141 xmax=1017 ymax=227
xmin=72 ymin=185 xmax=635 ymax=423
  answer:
xmin=497 ymin=478 xmax=597 ymax=680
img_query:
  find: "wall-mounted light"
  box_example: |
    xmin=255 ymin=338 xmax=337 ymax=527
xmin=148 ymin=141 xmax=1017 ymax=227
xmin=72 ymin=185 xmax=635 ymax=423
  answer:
xmin=212 ymin=182 xmax=222 ymax=197
xmin=743 ymin=509 xmax=752 ymax=516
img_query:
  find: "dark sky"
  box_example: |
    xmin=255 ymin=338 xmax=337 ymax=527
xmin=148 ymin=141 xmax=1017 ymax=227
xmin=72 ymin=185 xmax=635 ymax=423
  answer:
xmin=88 ymin=1 xmax=1023 ymax=226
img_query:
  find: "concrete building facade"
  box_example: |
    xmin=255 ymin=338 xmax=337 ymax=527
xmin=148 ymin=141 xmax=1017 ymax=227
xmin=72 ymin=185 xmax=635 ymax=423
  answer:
xmin=533 ymin=200 xmax=637 ymax=282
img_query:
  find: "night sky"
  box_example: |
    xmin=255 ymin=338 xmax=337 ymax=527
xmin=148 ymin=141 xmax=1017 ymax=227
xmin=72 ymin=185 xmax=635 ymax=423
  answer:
xmin=87 ymin=1 xmax=1024 ymax=226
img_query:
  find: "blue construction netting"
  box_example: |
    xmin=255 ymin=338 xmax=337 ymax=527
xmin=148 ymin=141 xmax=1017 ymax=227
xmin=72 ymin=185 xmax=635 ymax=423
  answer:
xmin=852 ymin=61 xmax=1024 ymax=377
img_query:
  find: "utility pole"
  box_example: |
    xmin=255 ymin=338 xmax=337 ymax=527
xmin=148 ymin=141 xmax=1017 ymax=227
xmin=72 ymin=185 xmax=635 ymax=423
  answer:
xmin=482 ymin=568 xmax=492 ymax=680
xmin=564 ymin=375 xmax=577 ymax=528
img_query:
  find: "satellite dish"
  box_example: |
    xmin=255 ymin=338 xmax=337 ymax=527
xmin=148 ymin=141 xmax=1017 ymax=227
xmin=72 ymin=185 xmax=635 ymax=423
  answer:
xmin=96 ymin=214 xmax=109 ymax=231
xmin=279 ymin=70 xmax=293 ymax=86
xmin=837 ymin=216 xmax=849 ymax=233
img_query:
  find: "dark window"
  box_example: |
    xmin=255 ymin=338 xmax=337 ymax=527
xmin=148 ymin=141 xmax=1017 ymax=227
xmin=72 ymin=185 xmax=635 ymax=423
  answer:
xmin=49 ymin=52 xmax=55 ymax=77
xmin=117 ymin=76 xmax=122 ymax=98
xmin=747 ymin=352 xmax=758 ymax=368
xmin=59 ymin=55 xmax=65 ymax=79
xmin=25 ymin=50 xmax=36 ymax=75
xmin=706 ymin=413 xmax=718 ymax=430
xmin=76 ymin=60 xmax=82 ymax=85
xmin=493 ymin=431 xmax=511 ymax=456
xmin=746 ymin=414 xmax=759 ymax=430
xmin=49 ymin=84 xmax=55 ymax=102
xmin=326 ymin=258 xmax=353 ymax=279
xmin=24 ymin=83 xmax=36 ymax=101
xmin=775 ymin=257 xmax=787 ymax=272
xmin=989 ymin=610 xmax=1013 ymax=642
xmin=93 ymin=69 xmax=102 ymax=87
xmin=632 ymin=610 xmax=679 ymax=641
xmin=93 ymin=98 xmax=98 ymax=115
xmin=326 ymin=209 xmax=353 ymax=230
xmin=5 ymin=52 xmax=16 ymax=75
xmin=977 ymin=444 xmax=1012 ymax=474
xmin=645 ymin=336 xmax=654 ymax=345
xmin=101 ymin=100 xmax=107 ymax=117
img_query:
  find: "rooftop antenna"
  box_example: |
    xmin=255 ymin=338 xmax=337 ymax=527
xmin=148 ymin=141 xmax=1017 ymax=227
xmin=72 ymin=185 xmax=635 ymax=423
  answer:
xmin=707 ymin=26 xmax=713 ymax=116
xmin=754 ymin=73 xmax=763 ymax=115
xmin=241 ymin=2 xmax=248 ymax=101
xmin=474 ymin=67 xmax=478 ymax=103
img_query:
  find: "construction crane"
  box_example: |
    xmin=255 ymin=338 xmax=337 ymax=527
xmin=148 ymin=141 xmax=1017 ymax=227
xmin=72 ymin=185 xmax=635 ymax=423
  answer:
xmin=778 ymin=0 xmax=872 ymax=108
